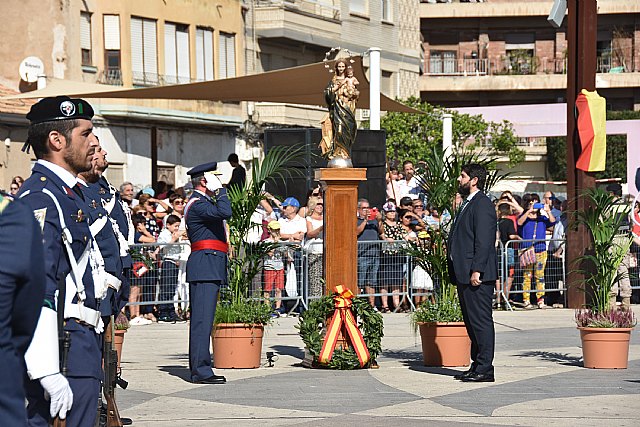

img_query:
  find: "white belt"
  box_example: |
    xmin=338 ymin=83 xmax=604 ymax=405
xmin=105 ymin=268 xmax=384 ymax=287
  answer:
xmin=64 ymin=303 xmax=104 ymax=332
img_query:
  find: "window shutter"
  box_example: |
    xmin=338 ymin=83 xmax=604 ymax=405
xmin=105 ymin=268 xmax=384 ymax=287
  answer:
xmin=130 ymin=17 xmax=144 ymax=76
xmin=164 ymin=22 xmax=177 ymax=83
xmin=80 ymin=12 xmax=91 ymax=50
xmin=143 ymin=19 xmax=158 ymax=81
xmin=176 ymin=26 xmax=190 ymax=83
xmin=226 ymin=34 xmax=236 ymax=78
xmin=218 ymin=33 xmax=227 ymax=79
xmin=195 ymin=28 xmax=204 ymax=80
xmin=103 ymin=15 xmax=120 ymax=50
xmin=204 ymin=29 xmax=213 ymax=80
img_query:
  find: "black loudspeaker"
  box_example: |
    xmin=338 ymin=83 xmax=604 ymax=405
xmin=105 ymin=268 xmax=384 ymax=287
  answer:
xmin=263 ymin=128 xmax=387 ymax=209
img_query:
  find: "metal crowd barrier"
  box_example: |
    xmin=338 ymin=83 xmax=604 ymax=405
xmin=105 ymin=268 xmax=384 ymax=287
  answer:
xmin=126 ymin=235 xmax=639 ymax=319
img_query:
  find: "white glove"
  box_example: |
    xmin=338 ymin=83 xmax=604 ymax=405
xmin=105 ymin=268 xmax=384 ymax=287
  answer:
xmin=40 ymin=373 xmax=73 ymax=420
xmin=204 ymin=172 xmax=223 ymax=192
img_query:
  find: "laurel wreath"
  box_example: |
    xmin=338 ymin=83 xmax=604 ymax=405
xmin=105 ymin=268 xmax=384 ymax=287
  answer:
xmin=297 ymin=294 xmax=384 ymax=369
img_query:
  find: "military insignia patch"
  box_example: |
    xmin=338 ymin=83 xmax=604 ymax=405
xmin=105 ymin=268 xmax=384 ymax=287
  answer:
xmin=60 ymin=100 xmax=76 ymax=117
xmin=33 ymin=208 xmax=47 ymax=231
xmin=72 ymin=209 xmax=85 ymax=222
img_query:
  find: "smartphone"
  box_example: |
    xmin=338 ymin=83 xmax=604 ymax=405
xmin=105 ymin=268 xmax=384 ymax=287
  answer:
xmin=533 ymin=202 xmax=544 ymax=209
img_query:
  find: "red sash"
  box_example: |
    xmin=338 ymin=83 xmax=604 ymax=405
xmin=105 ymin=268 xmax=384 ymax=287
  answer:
xmin=191 ymin=239 xmax=228 ymax=253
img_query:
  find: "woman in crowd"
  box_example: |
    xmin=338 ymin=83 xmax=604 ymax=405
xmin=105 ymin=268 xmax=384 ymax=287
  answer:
xmin=137 ymin=193 xmax=162 ymax=239
xmin=378 ymin=203 xmax=406 ymax=312
xmin=305 ymin=198 xmax=324 ymax=299
xmin=517 ymin=193 xmax=556 ymax=309
xmin=497 ymin=203 xmax=520 ymax=307
xmin=299 ymin=185 xmax=322 ymax=218
xmin=8 ymin=176 xmax=24 ymax=196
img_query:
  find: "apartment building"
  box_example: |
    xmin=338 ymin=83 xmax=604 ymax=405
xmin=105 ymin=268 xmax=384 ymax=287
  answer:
xmin=420 ymin=0 xmax=640 ymax=180
xmin=0 ymin=0 xmax=246 ymax=189
xmin=246 ymin=0 xmax=422 ymax=126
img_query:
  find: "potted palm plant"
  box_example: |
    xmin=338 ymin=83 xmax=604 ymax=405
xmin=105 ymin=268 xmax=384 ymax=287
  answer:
xmin=212 ymin=145 xmax=303 ymax=368
xmin=407 ymin=146 xmax=508 ymax=366
xmin=574 ymin=187 xmax=637 ymax=369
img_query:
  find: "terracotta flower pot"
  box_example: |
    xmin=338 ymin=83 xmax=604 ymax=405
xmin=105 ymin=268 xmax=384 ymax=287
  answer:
xmin=578 ymin=326 xmax=633 ymax=369
xmin=418 ymin=322 xmax=471 ymax=367
xmin=212 ymin=323 xmax=264 ymax=369
xmin=114 ymin=329 xmax=126 ymax=370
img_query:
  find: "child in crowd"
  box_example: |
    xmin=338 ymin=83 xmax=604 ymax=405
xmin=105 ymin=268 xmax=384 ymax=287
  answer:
xmin=156 ymin=215 xmax=184 ymax=321
xmin=263 ymin=221 xmax=288 ymax=316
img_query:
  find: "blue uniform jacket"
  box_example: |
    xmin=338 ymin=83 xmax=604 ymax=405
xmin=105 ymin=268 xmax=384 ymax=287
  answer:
xmin=18 ymin=163 xmax=102 ymax=379
xmin=185 ymin=189 xmax=232 ymax=283
xmin=97 ymin=176 xmax=132 ymax=268
xmin=0 ymin=194 xmax=46 ymax=424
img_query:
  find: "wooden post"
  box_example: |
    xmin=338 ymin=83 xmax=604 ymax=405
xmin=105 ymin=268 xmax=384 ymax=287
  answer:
xmin=566 ymin=0 xmax=597 ymax=309
xmin=151 ymin=126 xmax=158 ymax=191
xmin=316 ymin=168 xmax=367 ymax=295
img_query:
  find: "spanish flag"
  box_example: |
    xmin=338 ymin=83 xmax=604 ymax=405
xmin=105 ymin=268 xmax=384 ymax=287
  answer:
xmin=575 ymin=89 xmax=606 ymax=172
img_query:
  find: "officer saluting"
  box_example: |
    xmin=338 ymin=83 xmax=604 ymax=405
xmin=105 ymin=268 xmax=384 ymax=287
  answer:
xmin=19 ymin=96 xmax=104 ymax=426
xmin=0 ymin=193 xmax=46 ymax=425
xmin=185 ymin=162 xmax=232 ymax=384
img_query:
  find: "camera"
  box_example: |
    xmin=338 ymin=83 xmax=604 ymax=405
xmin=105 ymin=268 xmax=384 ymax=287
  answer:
xmin=533 ymin=202 xmax=544 ymax=209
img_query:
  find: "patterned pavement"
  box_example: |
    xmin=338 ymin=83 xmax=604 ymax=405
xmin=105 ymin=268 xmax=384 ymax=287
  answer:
xmin=116 ymin=307 xmax=640 ymax=426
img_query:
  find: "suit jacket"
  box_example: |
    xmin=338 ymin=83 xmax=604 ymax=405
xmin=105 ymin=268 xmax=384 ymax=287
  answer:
xmin=447 ymin=191 xmax=498 ymax=285
xmin=185 ymin=189 xmax=232 ymax=283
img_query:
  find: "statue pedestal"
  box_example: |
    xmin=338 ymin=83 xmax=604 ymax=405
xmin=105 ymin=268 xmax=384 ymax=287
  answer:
xmin=316 ymin=168 xmax=367 ymax=296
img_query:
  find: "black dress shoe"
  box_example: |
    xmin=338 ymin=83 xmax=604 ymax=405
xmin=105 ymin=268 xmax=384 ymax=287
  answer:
xmin=193 ymin=374 xmax=226 ymax=384
xmin=453 ymin=370 xmax=474 ymax=380
xmin=460 ymin=372 xmax=495 ymax=383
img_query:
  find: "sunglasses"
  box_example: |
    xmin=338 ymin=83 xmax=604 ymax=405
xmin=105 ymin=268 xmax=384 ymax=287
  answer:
xmin=413 ymin=205 xmax=424 ymax=208
xmin=173 ymin=201 xmax=184 ymax=205
xmin=10 ymin=186 xmax=19 ymax=191
xmin=402 ymin=216 xmax=412 ymax=220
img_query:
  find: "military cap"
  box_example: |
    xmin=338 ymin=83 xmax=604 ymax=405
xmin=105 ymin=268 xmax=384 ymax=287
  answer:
xmin=26 ymin=96 xmax=94 ymax=124
xmin=187 ymin=162 xmax=222 ymax=177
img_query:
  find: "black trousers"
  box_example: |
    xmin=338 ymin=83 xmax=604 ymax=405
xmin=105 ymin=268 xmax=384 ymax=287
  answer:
xmin=457 ymin=281 xmax=495 ymax=376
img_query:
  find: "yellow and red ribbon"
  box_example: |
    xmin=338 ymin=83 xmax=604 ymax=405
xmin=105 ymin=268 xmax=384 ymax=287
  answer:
xmin=318 ymin=285 xmax=370 ymax=367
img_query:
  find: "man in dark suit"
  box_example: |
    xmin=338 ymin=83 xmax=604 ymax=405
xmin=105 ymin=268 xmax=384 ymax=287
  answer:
xmin=185 ymin=162 xmax=232 ymax=384
xmin=0 ymin=193 xmax=45 ymax=425
xmin=447 ymin=163 xmax=498 ymax=383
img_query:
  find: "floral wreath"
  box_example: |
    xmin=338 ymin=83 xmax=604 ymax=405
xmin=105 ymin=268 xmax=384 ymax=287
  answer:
xmin=297 ymin=286 xmax=384 ymax=370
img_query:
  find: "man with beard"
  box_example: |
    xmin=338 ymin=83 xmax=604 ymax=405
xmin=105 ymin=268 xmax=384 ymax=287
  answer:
xmin=78 ymin=142 xmax=133 ymax=426
xmin=18 ymin=96 xmax=104 ymax=425
xmin=447 ymin=164 xmax=497 ymax=383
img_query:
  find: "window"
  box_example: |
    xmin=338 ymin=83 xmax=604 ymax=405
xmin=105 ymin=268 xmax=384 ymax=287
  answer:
xmin=350 ymin=0 xmax=367 ymax=15
xmin=131 ymin=17 xmax=158 ymax=85
xmin=195 ymin=27 xmax=214 ymax=81
xmin=381 ymin=0 xmax=391 ymax=21
xmin=164 ymin=22 xmax=190 ymax=84
xmin=429 ymin=51 xmax=456 ymax=74
xmin=218 ymin=32 xmax=236 ymax=79
xmin=103 ymin=15 xmax=122 ymax=84
xmin=80 ymin=12 xmax=92 ymax=66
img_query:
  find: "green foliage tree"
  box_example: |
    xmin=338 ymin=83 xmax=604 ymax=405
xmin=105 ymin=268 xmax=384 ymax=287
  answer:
xmin=375 ymin=97 xmax=525 ymax=167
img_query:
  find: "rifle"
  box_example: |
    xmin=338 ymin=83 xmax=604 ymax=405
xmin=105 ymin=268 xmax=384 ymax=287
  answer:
xmin=53 ymin=275 xmax=70 ymax=427
xmin=104 ymin=319 xmax=124 ymax=427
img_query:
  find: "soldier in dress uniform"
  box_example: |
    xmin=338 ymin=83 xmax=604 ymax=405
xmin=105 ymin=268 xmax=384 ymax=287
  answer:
xmin=184 ymin=162 xmax=232 ymax=384
xmin=18 ymin=96 xmax=104 ymax=426
xmin=78 ymin=143 xmax=123 ymax=323
xmin=0 ymin=193 xmax=46 ymax=425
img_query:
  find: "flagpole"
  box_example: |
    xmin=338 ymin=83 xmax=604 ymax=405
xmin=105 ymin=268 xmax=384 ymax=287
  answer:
xmin=566 ymin=0 xmax=597 ymax=309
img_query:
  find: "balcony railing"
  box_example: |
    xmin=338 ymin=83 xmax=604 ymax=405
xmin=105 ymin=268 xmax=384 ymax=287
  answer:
xmin=97 ymin=69 xmax=124 ymax=86
xmin=424 ymin=56 xmax=632 ymax=77
xmin=255 ymin=0 xmax=341 ymax=21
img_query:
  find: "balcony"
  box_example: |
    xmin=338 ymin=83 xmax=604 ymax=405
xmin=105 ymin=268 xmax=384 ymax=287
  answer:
xmin=421 ymin=55 xmax=638 ymax=92
xmin=254 ymin=0 xmax=341 ymax=46
xmin=254 ymin=102 xmax=326 ymax=127
xmin=97 ymin=69 xmax=124 ymax=86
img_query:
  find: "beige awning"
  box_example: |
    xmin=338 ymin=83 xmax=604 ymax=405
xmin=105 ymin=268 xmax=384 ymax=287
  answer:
xmin=2 ymin=56 xmax=421 ymax=114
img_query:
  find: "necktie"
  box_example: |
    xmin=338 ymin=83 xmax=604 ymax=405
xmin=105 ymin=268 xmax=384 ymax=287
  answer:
xmin=72 ymin=183 xmax=85 ymax=201
xmin=454 ymin=198 xmax=469 ymax=223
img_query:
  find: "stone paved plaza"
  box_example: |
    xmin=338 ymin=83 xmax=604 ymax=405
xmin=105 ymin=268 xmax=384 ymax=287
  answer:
xmin=117 ymin=307 xmax=640 ymax=426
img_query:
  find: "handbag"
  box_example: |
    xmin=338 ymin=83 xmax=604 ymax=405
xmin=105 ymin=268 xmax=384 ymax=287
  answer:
xmin=519 ymin=221 xmax=537 ymax=268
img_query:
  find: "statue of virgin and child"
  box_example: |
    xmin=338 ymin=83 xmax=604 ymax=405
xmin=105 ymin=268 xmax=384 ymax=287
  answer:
xmin=319 ymin=59 xmax=360 ymax=167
